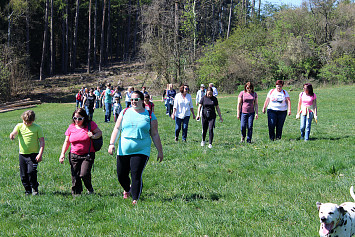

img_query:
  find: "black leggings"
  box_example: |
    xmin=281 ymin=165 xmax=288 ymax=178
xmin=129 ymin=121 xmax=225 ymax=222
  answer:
xmin=202 ymin=116 xmax=216 ymax=145
xmin=117 ymin=154 xmax=149 ymax=201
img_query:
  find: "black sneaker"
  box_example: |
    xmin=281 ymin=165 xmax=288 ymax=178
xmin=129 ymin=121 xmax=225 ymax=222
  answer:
xmin=174 ymin=137 xmax=178 ymax=142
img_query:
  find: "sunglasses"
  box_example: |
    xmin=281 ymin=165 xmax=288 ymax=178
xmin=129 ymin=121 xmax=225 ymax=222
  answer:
xmin=184 ymin=88 xmax=189 ymax=91
xmin=73 ymin=117 xmax=84 ymax=121
xmin=130 ymin=98 xmax=141 ymax=102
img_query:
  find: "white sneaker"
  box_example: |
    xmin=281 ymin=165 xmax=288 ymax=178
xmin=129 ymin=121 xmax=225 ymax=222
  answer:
xmin=201 ymin=141 xmax=205 ymax=146
xmin=208 ymin=144 xmax=212 ymax=148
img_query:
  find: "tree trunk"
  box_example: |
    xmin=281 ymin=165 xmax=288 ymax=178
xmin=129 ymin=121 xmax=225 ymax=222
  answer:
xmin=251 ymin=0 xmax=255 ymax=18
xmin=174 ymin=0 xmax=179 ymax=83
xmin=72 ymin=0 xmax=80 ymax=72
xmin=105 ymin=0 xmax=111 ymax=65
xmin=258 ymin=0 xmax=261 ymax=21
xmin=8 ymin=12 xmax=13 ymax=47
xmin=93 ymin=0 xmax=98 ymax=70
xmin=99 ymin=0 xmax=106 ymax=72
xmin=193 ymin=0 xmax=196 ymax=59
xmin=50 ymin=0 xmax=54 ymax=75
xmin=65 ymin=0 xmax=69 ymax=73
xmin=88 ymin=0 xmax=92 ymax=73
xmin=25 ymin=0 xmax=30 ymax=69
xmin=40 ymin=0 xmax=49 ymax=81
xmin=124 ymin=0 xmax=132 ymax=61
xmin=227 ymin=0 xmax=233 ymax=39
xmin=132 ymin=0 xmax=141 ymax=59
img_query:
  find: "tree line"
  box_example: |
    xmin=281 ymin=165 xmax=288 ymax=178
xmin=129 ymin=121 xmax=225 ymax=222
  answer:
xmin=0 ymin=0 xmax=354 ymax=101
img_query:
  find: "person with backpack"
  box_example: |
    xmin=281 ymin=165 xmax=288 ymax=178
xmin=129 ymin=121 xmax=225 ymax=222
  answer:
xmin=108 ymin=91 xmax=163 ymax=205
xmin=59 ymin=108 xmax=102 ymax=196
xmin=296 ymin=83 xmax=317 ymax=141
xmin=237 ymin=82 xmax=258 ymax=143
xmin=75 ymin=90 xmax=83 ymax=109
xmin=262 ymin=80 xmax=291 ymax=141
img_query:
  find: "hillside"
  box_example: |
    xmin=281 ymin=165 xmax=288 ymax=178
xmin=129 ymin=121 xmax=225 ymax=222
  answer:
xmin=26 ymin=62 xmax=159 ymax=103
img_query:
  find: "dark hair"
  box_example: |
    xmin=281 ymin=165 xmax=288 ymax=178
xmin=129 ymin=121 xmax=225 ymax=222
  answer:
xmin=132 ymin=90 xmax=145 ymax=108
xmin=144 ymin=93 xmax=150 ymax=99
xmin=21 ymin=110 xmax=36 ymax=122
xmin=72 ymin=108 xmax=90 ymax=126
xmin=276 ymin=80 xmax=284 ymax=86
xmin=303 ymin=83 xmax=314 ymax=96
xmin=244 ymin=82 xmax=254 ymax=93
xmin=179 ymin=84 xmax=189 ymax=93
xmin=206 ymin=87 xmax=213 ymax=93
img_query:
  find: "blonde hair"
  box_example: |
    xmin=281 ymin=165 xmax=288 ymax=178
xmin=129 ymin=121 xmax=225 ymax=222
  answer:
xmin=21 ymin=110 xmax=36 ymax=122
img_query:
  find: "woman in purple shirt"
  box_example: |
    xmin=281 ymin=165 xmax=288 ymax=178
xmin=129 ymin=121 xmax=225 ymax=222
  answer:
xmin=237 ymin=82 xmax=258 ymax=143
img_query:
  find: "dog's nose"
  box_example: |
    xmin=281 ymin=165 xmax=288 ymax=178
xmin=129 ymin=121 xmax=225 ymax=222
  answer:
xmin=321 ymin=217 xmax=326 ymax=222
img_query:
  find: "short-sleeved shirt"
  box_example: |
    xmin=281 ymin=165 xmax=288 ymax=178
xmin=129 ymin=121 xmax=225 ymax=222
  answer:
xmin=114 ymin=92 xmax=122 ymax=103
xmin=200 ymin=96 xmax=218 ymax=119
xmin=113 ymin=102 xmax=122 ymax=114
xmin=238 ymin=91 xmax=257 ymax=114
xmin=300 ymin=92 xmax=316 ymax=107
xmin=118 ymin=108 xmax=157 ymax=157
xmin=15 ymin=123 xmax=44 ymax=154
xmin=173 ymin=93 xmax=194 ymax=119
xmin=94 ymin=90 xmax=101 ymax=98
xmin=145 ymin=102 xmax=155 ymax=111
xmin=125 ymin=91 xmax=133 ymax=102
xmin=85 ymin=94 xmax=96 ymax=112
xmin=104 ymin=88 xmax=113 ymax=104
xmin=65 ymin=121 xmax=98 ymax=155
xmin=267 ymin=89 xmax=290 ymax=111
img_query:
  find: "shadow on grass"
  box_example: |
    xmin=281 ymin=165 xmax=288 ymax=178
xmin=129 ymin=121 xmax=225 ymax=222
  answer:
xmin=158 ymin=192 xmax=221 ymax=202
xmin=308 ymin=135 xmax=351 ymax=141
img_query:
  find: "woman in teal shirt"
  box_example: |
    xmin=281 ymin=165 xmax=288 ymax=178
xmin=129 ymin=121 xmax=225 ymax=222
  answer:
xmin=108 ymin=91 xmax=163 ymax=205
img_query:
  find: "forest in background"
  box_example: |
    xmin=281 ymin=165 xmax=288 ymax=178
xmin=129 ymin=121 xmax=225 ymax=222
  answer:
xmin=0 ymin=0 xmax=354 ymax=101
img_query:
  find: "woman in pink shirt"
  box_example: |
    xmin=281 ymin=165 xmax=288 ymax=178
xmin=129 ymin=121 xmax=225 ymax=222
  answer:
xmin=296 ymin=83 xmax=317 ymax=141
xmin=59 ymin=108 xmax=102 ymax=196
xmin=237 ymin=82 xmax=258 ymax=143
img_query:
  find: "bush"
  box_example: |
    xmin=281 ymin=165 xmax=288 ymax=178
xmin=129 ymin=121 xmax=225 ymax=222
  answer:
xmin=319 ymin=54 xmax=355 ymax=83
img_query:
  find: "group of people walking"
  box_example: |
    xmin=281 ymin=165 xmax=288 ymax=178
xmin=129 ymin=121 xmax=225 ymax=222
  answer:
xmin=236 ymin=80 xmax=317 ymax=143
xmin=9 ymin=80 xmax=317 ymax=205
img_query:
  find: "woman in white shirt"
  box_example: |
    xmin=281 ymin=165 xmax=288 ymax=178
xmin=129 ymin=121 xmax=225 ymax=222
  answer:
xmin=124 ymin=86 xmax=134 ymax=108
xmin=171 ymin=84 xmax=196 ymax=142
xmin=262 ymin=80 xmax=291 ymax=141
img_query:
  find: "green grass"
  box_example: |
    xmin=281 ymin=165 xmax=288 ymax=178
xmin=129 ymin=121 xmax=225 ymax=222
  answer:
xmin=0 ymin=85 xmax=354 ymax=236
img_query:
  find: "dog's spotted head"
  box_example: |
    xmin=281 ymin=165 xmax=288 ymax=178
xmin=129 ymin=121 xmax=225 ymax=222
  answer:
xmin=316 ymin=202 xmax=346 ymax=236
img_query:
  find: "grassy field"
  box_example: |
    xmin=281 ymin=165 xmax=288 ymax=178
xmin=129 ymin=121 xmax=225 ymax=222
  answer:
xmin=0 ymin=85 xmax=354 ymax=236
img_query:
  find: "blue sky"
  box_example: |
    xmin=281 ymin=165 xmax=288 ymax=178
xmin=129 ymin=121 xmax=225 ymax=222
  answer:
xmin=268 ymin=0 xmax=304 ymax=7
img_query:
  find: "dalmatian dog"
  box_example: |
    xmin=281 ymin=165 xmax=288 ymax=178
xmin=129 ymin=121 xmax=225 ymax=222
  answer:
xmin=317 ymin=186 xmax=355 ymax=237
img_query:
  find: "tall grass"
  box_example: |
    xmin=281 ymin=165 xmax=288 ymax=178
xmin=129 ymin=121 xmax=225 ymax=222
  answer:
xmin=0 ymin=85 xmax=354 ymax=236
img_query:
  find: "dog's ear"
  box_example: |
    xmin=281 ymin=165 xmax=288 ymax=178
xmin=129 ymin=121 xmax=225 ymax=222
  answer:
xmin=316 ymin=202 xmax=322 ymax=211
xmin=339 ymin=206 xmax=346 ymax=215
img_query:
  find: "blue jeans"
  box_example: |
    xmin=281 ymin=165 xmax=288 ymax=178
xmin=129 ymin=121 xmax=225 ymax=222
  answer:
xmin=85 ymin=106 xmax=94 ymax=120
xmin=240 ymin=112 xmax=255 ymax=143
xmin=76 ymin=100 xmax=82 ymax=108
xmin=267 ymin=109 xmax=287 ymax=141
xmin=95 ymin=100 xmax=100 ymax=109
xmin=125 ymin=101 xmax=131 ymax=108
xmin=300 ymin=112 xmax=313 ymax=140
xmin=175 ymin=116 xmax=190 ymax=141
xmin=166 ymin=98 xmax=173 ymax=116
xmin=105 ymin=103 xmax=112 ymax=122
